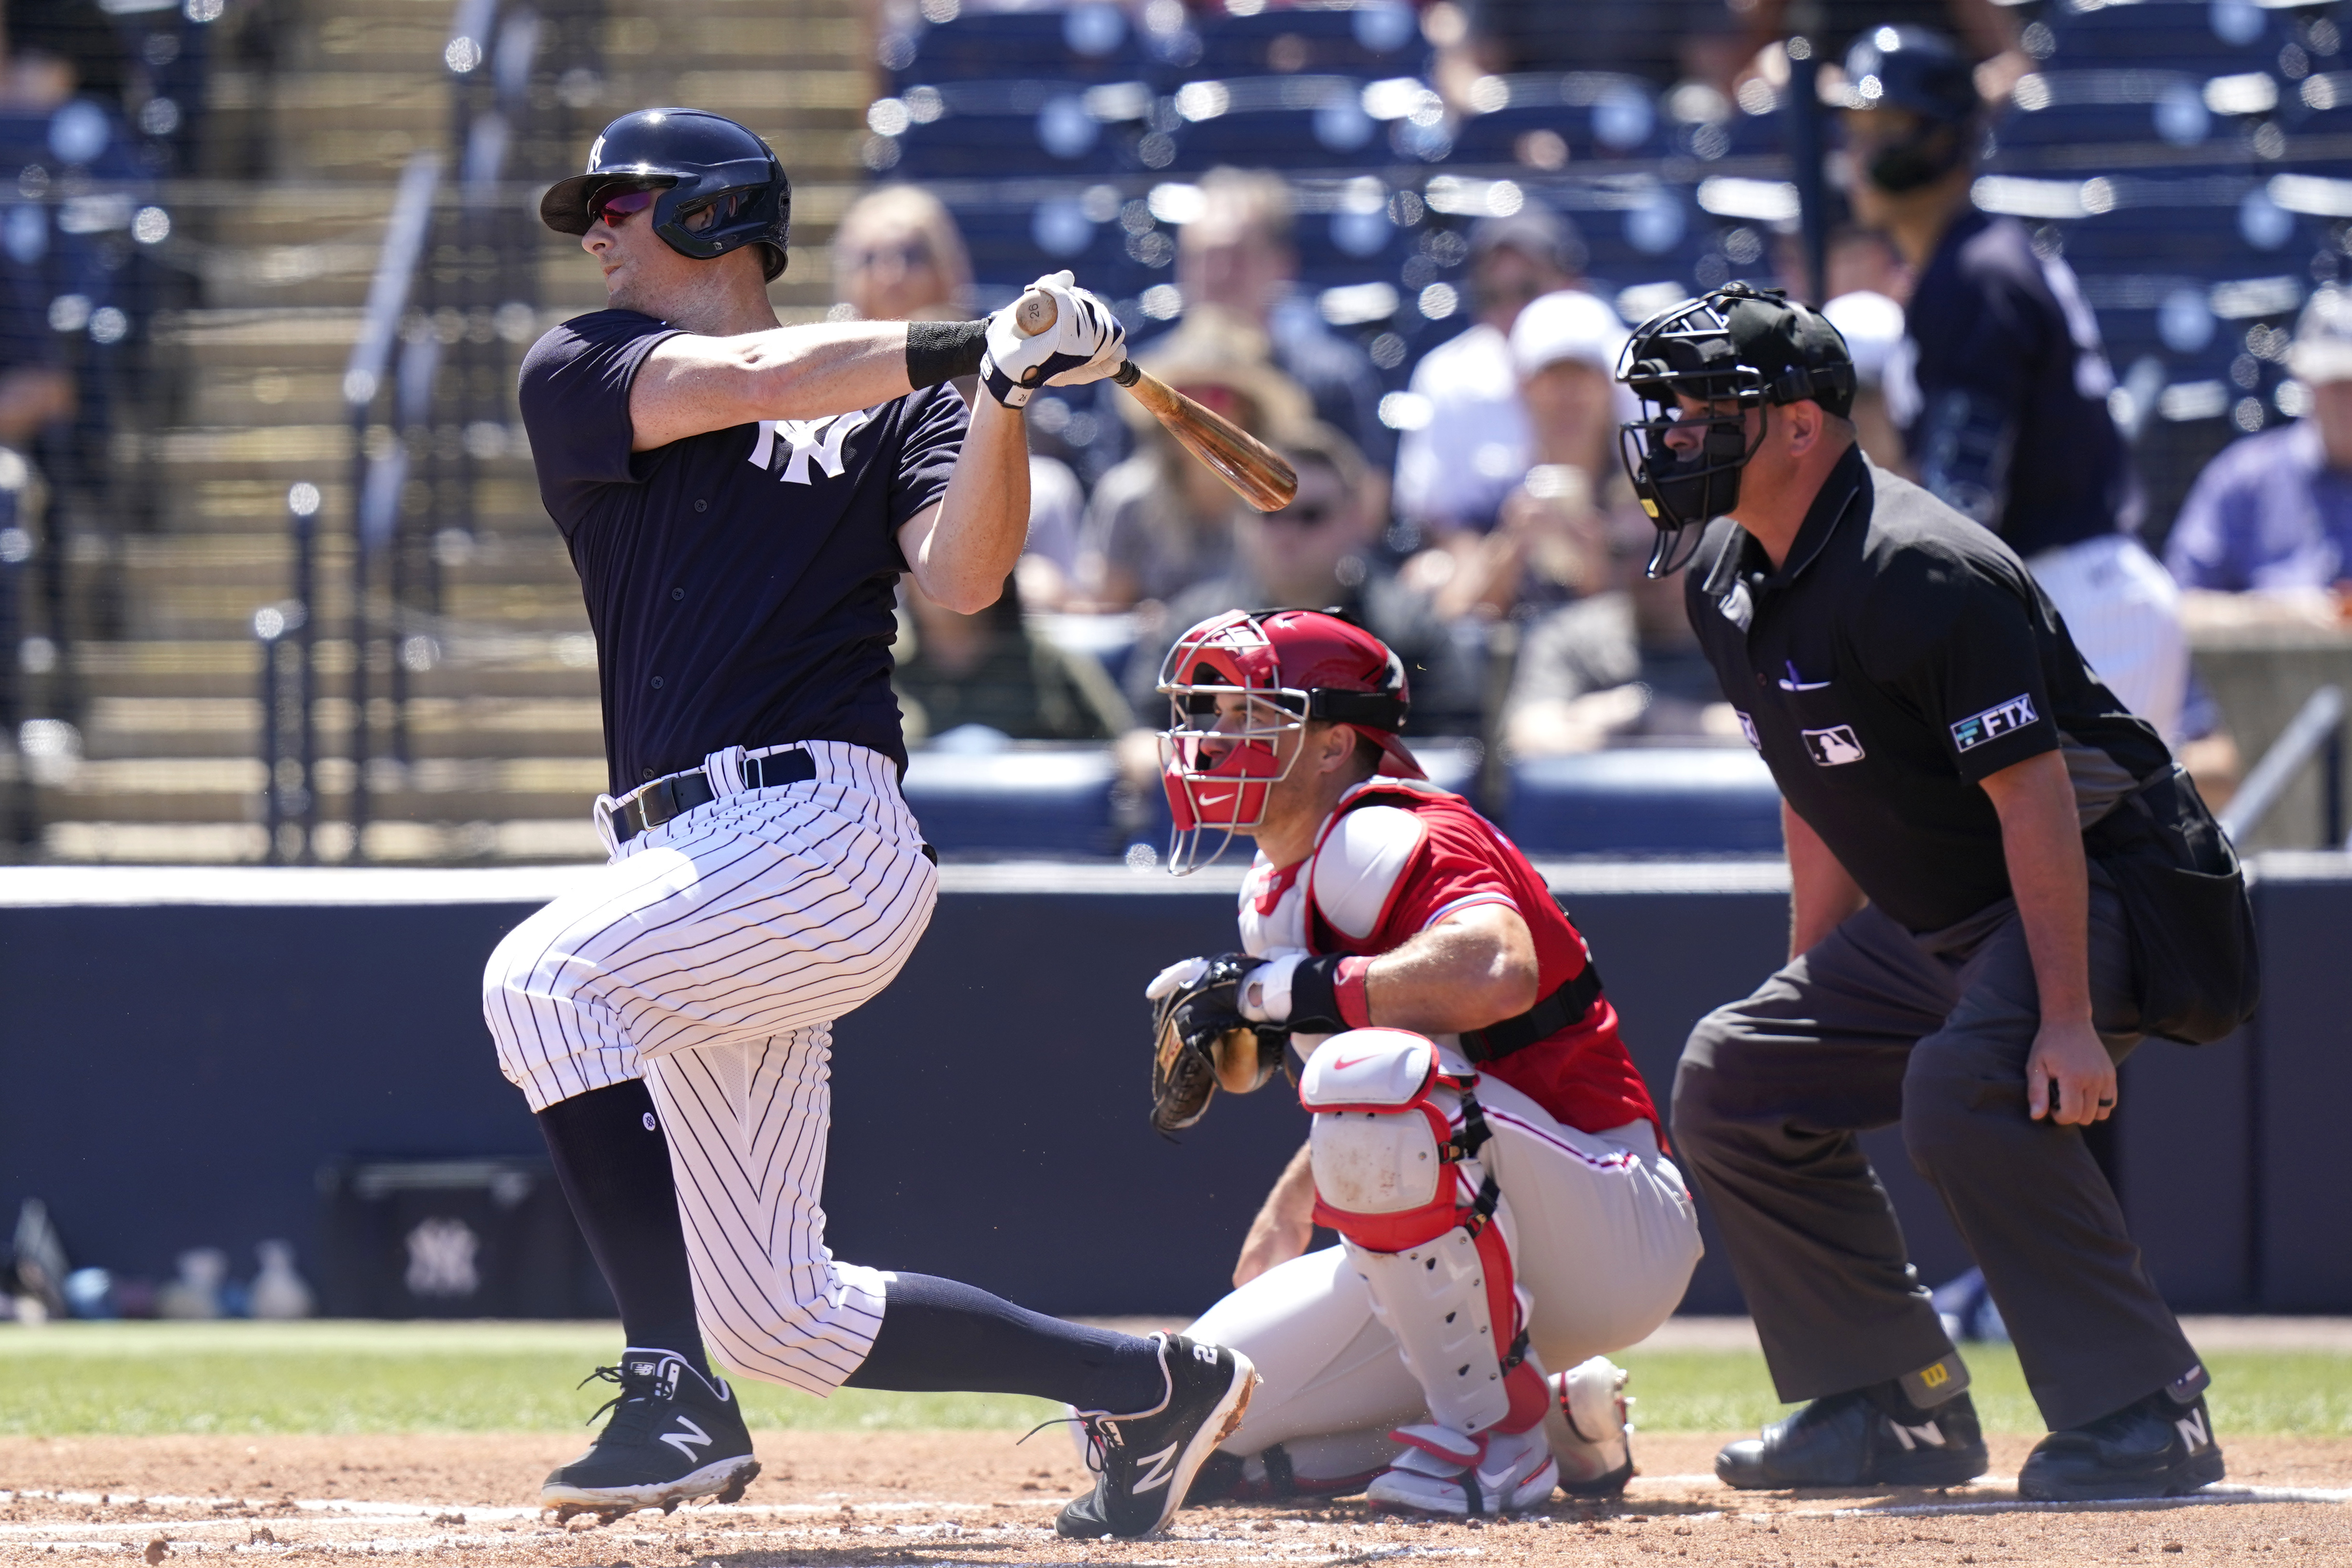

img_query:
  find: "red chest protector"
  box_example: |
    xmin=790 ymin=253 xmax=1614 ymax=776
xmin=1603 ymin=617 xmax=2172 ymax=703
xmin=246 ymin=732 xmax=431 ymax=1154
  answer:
xmin=1301 ymin=779 xmax=1664 ymax=1143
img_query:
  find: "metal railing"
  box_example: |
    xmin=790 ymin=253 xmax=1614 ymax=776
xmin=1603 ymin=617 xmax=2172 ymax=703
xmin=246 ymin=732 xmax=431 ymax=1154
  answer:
xmin=2216 ymin=684 xmax=2345 ymax=851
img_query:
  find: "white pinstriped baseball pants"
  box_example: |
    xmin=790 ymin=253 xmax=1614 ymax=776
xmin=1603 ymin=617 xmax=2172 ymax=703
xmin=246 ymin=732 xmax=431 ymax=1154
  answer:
xmin=2027 ymin=535 xmax=2188 ymax=745
xmin=483 ymin=740 xmax=937 ymax=1395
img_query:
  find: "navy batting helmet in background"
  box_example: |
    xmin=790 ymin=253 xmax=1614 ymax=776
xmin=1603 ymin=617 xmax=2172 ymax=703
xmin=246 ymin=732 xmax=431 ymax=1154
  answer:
xmin=1840 ymin=27 xmax=1981 ymax=193
xmin=540 ymin=108 xmax=792 ymax=280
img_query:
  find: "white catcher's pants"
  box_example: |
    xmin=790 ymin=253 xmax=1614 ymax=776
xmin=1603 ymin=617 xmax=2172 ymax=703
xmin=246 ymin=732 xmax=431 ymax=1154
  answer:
xmin=2027 ymin=534 xmax=2187 ymax=746
xmin=482 ymin=740 xmax=937 ymax=1395
xmin=1186 ymin=1071 xmax=1702 ymax=1470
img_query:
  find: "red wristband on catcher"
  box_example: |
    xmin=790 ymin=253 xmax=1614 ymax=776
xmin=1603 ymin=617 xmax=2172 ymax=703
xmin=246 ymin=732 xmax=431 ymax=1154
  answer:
xmin=1335 ymin=956 xmax=1374 ymax=1029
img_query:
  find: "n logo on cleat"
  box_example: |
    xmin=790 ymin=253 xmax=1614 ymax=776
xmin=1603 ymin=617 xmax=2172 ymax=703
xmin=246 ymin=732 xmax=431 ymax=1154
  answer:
xmin=2175 ymin=1410 xmax=2211 ymax=1451
xmin=1888 ymin=1420 xmax=1945 ymax=1451
xmin=1132 ymin=1442 xmax=1181 ymax=1494
xmin=661 ymin=1417 xmax=714 ymax=1463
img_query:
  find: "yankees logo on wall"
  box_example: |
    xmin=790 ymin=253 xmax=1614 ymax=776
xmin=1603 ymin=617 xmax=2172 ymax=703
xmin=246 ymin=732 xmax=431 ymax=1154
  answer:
xmin=749 ymin=408 xmax=876 ymax=485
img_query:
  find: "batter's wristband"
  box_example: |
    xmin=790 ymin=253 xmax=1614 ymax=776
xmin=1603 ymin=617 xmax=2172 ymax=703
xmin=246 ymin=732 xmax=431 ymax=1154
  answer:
xmin=905 ymin=319 xmax=988 ymax=390
xmin=1289 ymin=954 xmax=1375 ymax=1033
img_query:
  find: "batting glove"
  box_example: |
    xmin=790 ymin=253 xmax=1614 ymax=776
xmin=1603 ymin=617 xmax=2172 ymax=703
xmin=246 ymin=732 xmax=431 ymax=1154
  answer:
xmin=980 ymin=270 xmax=1126 ymax=408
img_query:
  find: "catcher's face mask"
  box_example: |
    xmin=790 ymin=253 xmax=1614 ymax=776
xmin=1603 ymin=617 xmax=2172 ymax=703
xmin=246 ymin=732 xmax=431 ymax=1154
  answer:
xmin=1156 ymin=612 xmax=1312 ymax=875
xmin=1156 ymin=608 xmax=1423 ymax=875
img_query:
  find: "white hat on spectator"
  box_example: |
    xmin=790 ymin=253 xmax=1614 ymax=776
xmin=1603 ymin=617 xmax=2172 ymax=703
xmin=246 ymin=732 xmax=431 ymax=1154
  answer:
xmin=1510 ymin=289 xmax=1628 ymax=378
xmin=2288 ymin=286 xmax=2352 ymax=386
xmin=1823 ymin=290 xmax=1907 ymax=389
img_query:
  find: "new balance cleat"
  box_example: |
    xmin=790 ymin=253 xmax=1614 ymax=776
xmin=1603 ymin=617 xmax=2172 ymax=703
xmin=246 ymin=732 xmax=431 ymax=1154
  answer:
xmin=541 ymin=1350 xmax=760 ymax=1522
xmin=1056 ymin=1334 xmax=1257 ymax=1539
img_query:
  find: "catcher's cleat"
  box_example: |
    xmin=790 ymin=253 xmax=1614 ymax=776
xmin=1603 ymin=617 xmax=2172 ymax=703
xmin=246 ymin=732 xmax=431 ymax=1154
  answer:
xmin=1545 ymin=1356 xmax=1635 ymax=1497
xmin=540 ymin=1350 xmax=761 ymax=1520
xmin=1715 ymin=1384 xmax=1987 ymax=1490
xmin=2017 ymin=1386 xmax=2224 ymax=1501
xmin=1056 ymin=1334 xmax=1258 ymax=1539
xmin=1366 ymin=1424 xmax=1560 ymax=1516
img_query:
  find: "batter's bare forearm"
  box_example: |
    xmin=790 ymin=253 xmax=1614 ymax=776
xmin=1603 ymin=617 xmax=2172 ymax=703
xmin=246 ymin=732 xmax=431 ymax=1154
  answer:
xmin=904 ymin=394 xmax=1030 ymax=613
xmin=1784 ymin=799 xmax=1866 ymax=958
xmin=630 ymin=322 xmax=915 ymax=450
xmin=1981 ymin=750 xmax=2093 ymax=1023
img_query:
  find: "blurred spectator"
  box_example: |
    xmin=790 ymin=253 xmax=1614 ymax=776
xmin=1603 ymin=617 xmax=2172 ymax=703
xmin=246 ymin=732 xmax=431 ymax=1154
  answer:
xmin=832 ymin=184 xmax=1085 ymax=606
xmin=1392 ymin=207 xmax=1583 ymax=543
xmin=1736 ymin=0 xmax=2030 ymax=105
xmin=2164 ymin=288 xmax=2352 ymax=609
xmin=1076 ymin=311 xmax=1314 ymax=610
xmin=1503 ymin=567 xmax=1741 ymax=755
xmin=1822 ymin=289 xmax=1907 ymax=469
xmin=1850 ymin=26 xmax=2186 ymax=740
xmin=1175 ymin=168 xmax=1394 ymax=474
xmin=833 ymin=182 xmax=975 ymax=324
xmin=1434 ymin=0 xmax=1745 ymax=107
xmin=1411 ymin=289 xmax=1634 ymax=621
xmin=8 ymin=0 xmax=125 ymax=108
xmin=895 ymin=571 xmax=1132 ymax=746
xmin=1123 ymin=423 xmax=1480 ymax=737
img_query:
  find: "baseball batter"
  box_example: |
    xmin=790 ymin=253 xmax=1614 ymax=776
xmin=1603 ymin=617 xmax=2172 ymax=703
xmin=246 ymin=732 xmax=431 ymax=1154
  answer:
xmin=1135 ymin=609 xmax=1702 ymax=1514
xmin=484 ymin=108 xmax=1254 ymax=1538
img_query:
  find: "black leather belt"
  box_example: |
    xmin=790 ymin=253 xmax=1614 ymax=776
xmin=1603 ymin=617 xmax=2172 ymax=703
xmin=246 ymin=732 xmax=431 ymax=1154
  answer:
xmin=611 ymin=748 xmax=817 ymax=845
xmin=1459 ymin=962 xmax=1605 ymax=1064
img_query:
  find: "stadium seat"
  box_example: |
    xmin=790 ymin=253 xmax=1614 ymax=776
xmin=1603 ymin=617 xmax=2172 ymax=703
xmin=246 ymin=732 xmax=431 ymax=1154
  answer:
xmin=1190 ymin=4 xmax=1422 ymax=84
xmin=1159 ymin=74 xmax=1391 ymax=174
xmin=1447 ymin=72 xmax=1666 ymax=167
xmin=2040 ymin=0 xmax=2291 ymax=74
xmin=884 ymin=79 xmax=1147 ymax=180
xmin=887 ymin=7 xmax=1148 ymax=90
xmin=1505 ymin=749 xmax=1783 ymax=857
xmin=900 ymin=744 xmax=1121 ymax=859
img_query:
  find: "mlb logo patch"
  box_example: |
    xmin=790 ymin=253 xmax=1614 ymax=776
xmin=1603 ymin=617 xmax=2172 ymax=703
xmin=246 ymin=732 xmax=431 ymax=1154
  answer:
xmin=1802 ymin=725 xmax=1866 ymax=766
xmin=1951 ymin=694 xmax=2039 ymax=752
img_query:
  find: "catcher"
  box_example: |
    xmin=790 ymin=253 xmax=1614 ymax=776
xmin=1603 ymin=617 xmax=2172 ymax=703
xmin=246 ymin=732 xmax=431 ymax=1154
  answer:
xmin=1140 ymin=608 xmax=1703 ymax=1514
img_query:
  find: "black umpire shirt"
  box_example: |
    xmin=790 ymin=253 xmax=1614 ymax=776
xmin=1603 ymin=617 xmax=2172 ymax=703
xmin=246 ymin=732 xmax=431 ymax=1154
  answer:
xmin=1685 ymin=445 xmax=2172 ymax=934
xmin=1895 ymin=209 xmax=2136 ymax=557
xmin=519 ymin=309 xmax=966 ymax=792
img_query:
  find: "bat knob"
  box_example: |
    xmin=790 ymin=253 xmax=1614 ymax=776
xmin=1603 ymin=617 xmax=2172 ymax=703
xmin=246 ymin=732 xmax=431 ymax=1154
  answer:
xmin=1013 ymin=290 xmax=1057 ymax=338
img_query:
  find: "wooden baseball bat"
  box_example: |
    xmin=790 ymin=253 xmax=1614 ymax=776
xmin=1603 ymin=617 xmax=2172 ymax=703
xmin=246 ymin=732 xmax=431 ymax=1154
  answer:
xmin=1013 ymin=290 xmax=1300 ymax=513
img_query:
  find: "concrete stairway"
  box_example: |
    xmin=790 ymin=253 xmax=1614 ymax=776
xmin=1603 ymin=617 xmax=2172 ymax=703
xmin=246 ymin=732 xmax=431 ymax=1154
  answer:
xmin=41 ymin=0 xmax=873 ymax=862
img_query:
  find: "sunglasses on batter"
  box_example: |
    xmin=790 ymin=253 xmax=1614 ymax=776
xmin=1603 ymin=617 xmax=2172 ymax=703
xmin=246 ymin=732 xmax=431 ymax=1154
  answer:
xmin=589 ymin=187 xmax=660 ymax=226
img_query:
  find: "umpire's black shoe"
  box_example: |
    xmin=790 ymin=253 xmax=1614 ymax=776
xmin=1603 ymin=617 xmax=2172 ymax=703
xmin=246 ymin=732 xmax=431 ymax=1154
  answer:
xmin=1057 ymin=1333 xmax=1258 ymax=1539
xmin=542 ymin=1350 xmax=761 ymax=1521
xmin=1716 ymin=1385 xmax=1988 ymax=1490
xmin=2018 ymin=1386 xmax=2224 ymax=1501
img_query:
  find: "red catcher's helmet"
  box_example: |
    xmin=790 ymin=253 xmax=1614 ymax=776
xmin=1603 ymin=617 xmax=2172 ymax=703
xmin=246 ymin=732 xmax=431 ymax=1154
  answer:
xmin=1155 ymin=609 xmax=1424 ymax=874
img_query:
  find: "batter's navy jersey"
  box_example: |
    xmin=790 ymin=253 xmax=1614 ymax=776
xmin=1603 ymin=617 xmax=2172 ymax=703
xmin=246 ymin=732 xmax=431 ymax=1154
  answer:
xmin=519 ymin=309 xmax=966 ymax=791
xmin=1685 ymin=447 xmax=2172 ymax=934
xmin=1891 ymin=210 xmax=2135 ymax=557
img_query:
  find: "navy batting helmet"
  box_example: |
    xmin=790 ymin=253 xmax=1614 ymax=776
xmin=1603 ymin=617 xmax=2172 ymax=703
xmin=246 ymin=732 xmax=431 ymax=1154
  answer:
xmin=541 ymin=108 xmax=792 ymax=281
xmin=1840 ymin=27 xmax=1980 ymax=193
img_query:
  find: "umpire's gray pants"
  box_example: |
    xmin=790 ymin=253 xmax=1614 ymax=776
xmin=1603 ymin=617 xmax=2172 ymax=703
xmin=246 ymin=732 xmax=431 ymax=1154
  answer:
xmin=1671 ymin=875 xmax=2200 ymax=1433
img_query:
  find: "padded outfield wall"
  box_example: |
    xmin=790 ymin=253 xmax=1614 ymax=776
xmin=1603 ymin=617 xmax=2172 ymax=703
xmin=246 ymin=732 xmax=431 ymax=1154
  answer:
xmin=0 ymin=856 xmax=2342 ymax=1318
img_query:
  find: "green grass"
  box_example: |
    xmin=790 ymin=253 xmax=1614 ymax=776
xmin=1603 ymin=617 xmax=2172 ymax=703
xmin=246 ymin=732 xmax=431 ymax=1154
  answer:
xmin=0 ymin=1322 xmax=2346 ymax=1439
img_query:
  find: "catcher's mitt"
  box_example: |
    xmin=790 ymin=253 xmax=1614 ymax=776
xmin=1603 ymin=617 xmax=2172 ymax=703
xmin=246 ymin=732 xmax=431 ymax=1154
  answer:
xmin=1146 ymin=953 xmax=1286 ymax=1133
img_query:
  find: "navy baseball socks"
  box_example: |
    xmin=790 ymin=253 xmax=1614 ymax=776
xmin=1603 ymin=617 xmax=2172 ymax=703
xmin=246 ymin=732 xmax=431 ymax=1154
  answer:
xmin=536 ymin=1081 xmax=711 ymax=1377
xmin=843 ymin=1276 xmax=1256 ymax=1538
xmin=541 ymin=1349 xmax=760 ymax=1521
xmin=1716 ymin=1354 xmax=1988 ymax=1489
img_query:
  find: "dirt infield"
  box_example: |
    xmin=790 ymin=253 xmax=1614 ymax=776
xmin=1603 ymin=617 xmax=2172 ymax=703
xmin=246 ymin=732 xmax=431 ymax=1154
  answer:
xmin=2 ymin=1431 xmax=2348 ymax=1565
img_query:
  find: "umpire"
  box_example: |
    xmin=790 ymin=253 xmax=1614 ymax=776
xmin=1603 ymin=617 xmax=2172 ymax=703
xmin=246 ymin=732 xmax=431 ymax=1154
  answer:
xmin=1617 ymin=284 xmax=2253 ymax=1501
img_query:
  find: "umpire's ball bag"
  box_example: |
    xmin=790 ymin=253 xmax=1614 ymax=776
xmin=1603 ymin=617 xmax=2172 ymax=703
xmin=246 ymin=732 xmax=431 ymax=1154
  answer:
xmin=2086 ymin=763 xmax=2260 ymax=1045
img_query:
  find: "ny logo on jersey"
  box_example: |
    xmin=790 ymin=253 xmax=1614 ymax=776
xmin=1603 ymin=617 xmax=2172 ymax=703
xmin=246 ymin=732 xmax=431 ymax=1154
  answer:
xmin=749 ymin=408 xmax=874 ymax=486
